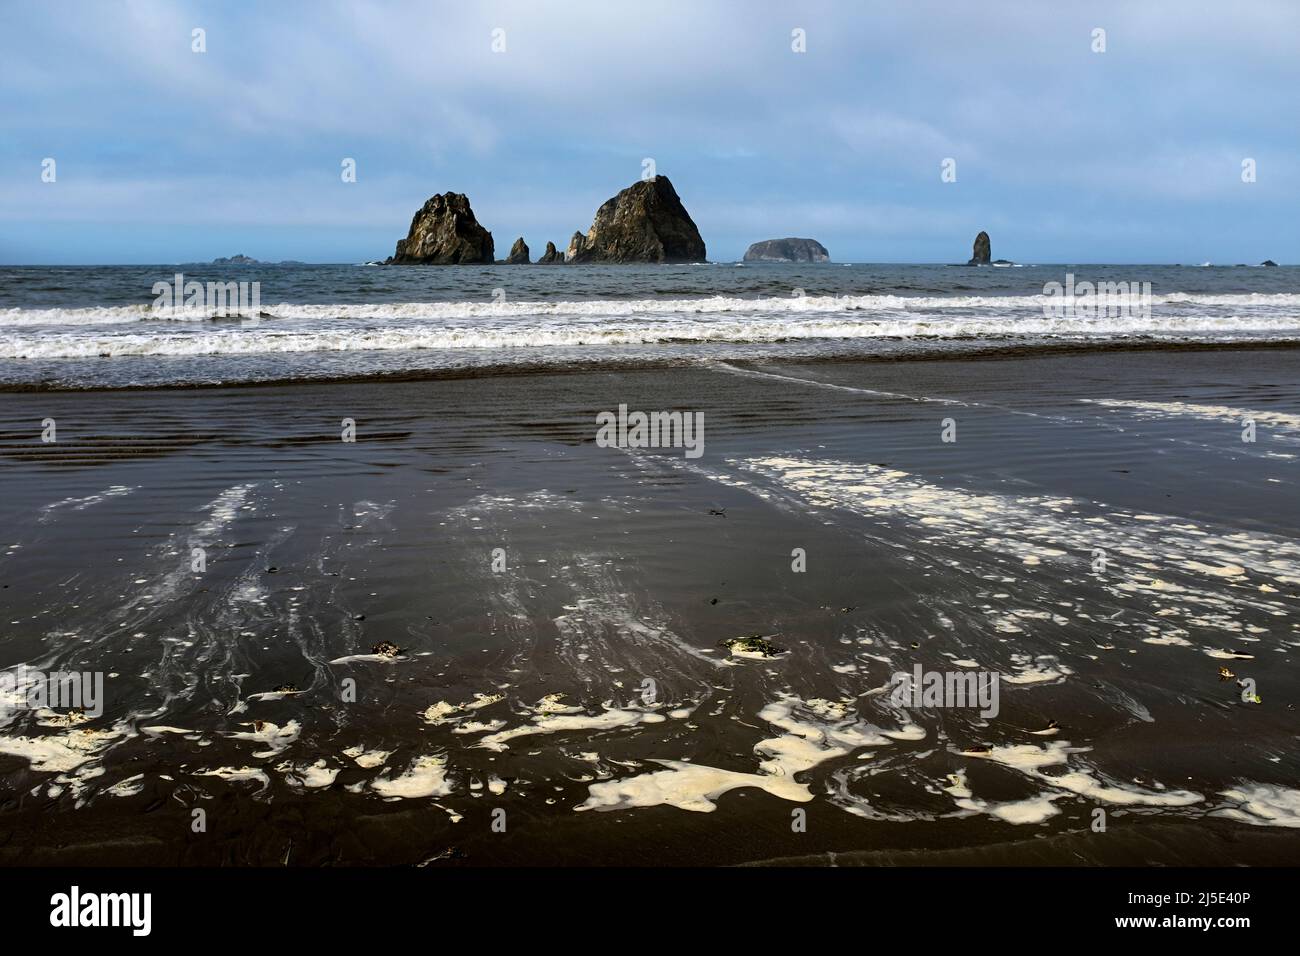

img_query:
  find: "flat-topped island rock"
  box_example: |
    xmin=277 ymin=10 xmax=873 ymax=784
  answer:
xmin=742 ymin=238 xmax=830 ymax=263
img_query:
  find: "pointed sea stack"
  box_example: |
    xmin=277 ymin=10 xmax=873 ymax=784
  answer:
xmin=386 ymin=192 xmax=495 ymax=264
xmin=967 ymin=231 xmax=991 ymax=266
xmin=565 ymin=231 xmax=588 ymax=262
xmin=566 ymin=176 xmax=706 ymax=263
xmin=505 ymin=237 xmax=530 ymax=264
xmin=538 ymin=241 xmax=564 ymax=264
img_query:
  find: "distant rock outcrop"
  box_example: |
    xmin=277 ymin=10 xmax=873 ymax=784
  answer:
xmin=742 ymin=238 xmax=829 ymax=263
xmin=213 ymin=254 xmax=259 ymax=265
xmin=566 ymin=176 xmax=706 ymax=263
xmin=565 ymin=231 xmax=588 ymax=262
xmin=537 ymin=241 xmax=564 ymax=264
xmin=1261 ymin=259 xmax=1279 ymax=267
xmin=967 ymin=231 xmax=991 ymax=266
xmin=505 ymin=237 xmax=530 ymax=264
xmin=386 ymin=192 xmax=494 ymax=264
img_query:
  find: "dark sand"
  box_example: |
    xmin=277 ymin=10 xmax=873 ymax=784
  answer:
xmin=0 ymin=348 xmax=1297 ymax=865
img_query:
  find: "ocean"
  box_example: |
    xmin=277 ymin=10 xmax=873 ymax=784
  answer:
xmin=0 ymin=263 xmax=1297 ymax=866
xmin=1 ymin=262 xmax=1298 ymax=388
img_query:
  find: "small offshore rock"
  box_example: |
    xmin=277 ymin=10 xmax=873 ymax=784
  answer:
xmin=505 ymin=236 xmax=530 ymax=264
xmin=565 ymin=231 xmax=588 ymax=261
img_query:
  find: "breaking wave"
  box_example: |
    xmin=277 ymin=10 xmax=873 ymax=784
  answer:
xmin=3 ymin=291 xmax=1300 ymax=359
xmin=5 ymin=291 xmax=1300 ymax=327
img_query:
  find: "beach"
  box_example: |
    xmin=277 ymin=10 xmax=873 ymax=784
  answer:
xmin=2 ymin=346 xmax=1297 ymax=865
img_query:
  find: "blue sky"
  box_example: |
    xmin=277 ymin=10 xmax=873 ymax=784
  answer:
xmin=1 ymin=0 xmax=1297 ymax=264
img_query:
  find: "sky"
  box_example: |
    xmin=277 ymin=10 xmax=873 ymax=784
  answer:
xmin=1 ymin=0 xmax=1297 ymax=264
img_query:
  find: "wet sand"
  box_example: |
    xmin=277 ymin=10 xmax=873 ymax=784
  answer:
xmin=0 ymin=348 xmax=1297 ymax=865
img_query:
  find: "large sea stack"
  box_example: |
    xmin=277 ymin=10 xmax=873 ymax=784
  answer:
xmin=967 ymin=231 xmax=991 ymax=265
xmin=537 ymin=241 xmax=564 ymax=264
xmin=743 ymin=238 xmax=829 ymax=263
xmin=386 ymin=192 xmax=495 ymax=264
xmin=566 ymin=176 xmax=706 ymax=263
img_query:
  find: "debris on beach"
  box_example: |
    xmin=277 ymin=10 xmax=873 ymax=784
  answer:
xmin=415 ymin=847 xmax=467 ymax=867
xmin=423 ymin=692 xmax=505 ymax=725
xmin=48 ymin=708 xmax=89 ymax=726
xmin=720 ymin=634 xmax=787 ymax=659
xmin=536 ymin=692 xmax=581 ymax=714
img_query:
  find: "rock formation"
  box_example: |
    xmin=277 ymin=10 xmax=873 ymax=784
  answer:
xmin=565 ymin=231 xmax=588 ymax=262
xmin=383 ymin=177 xmax=706 ymax=265
xmin=386 ymin=192 xmax=494 ymax=264
xmin=505 ymin=237 xmax=530 ymax=264
xmin=742 ymin=238 xmax=829 ymax=263
xmin=1261 ymin=259 xmax=1279 ymax=267
xmin=967 ymin=231 xmax=991 ymax=265
xmin=566 ymin=176 xmax=706 ymax=263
